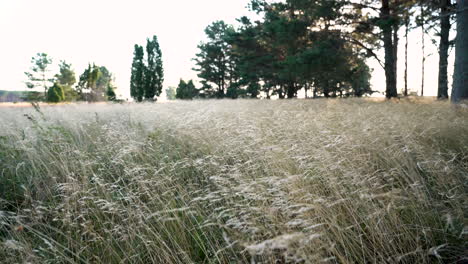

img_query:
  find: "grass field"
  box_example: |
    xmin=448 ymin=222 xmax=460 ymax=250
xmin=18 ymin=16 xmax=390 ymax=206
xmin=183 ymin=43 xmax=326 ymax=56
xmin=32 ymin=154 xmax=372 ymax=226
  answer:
xmin=0 ymin=99 xmax=466 ymax=263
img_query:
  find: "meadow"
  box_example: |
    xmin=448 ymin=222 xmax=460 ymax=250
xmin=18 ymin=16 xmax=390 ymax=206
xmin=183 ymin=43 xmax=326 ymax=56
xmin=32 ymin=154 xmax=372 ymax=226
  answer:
xmin=0 ymin=99 xmax=466 ymax=263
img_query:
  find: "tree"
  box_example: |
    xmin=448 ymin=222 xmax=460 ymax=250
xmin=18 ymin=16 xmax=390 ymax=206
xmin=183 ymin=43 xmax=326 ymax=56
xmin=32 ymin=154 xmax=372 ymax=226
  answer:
xmin=145 ymin=35 xmax=164 ymax=100
xmin=130 ymin=45 xmax=145 ymax=102
xmin=345 ymin=0 xmax=422 ymax=98
xmin=175 ymin=79 xmax=187 ymax=99
xmin=55 ymin=61 xmax=76 ymax=86
xmin=451 ymin=0 xmax=468 ymax=102
xmin=419 ymin=1 xmax=426 ymax=96
xmin=77 ymin=64 xmax=114 ymax=102
xmin=106 ymin=84 xmax=117 ymax=101
xmin=193 ymin=21 xmax=236 ymax=98
xmin=225 ymin=0 xmax=372 ymax=99
xmin=24 ymin=53 xmax=54 ymax=98
xmin=176 ymin=79 xmax=198 ymax=99
xmin=412 ymin=0 xmax=455 ymax=99
xmin=46 ymin=82 xmax=65 ymax=103
xmin=381 ymin=0 xmax=398 ymax=98
xmin=77 ymin=64 xmax=100 ymax=101
xmin=55 ymin=61 xmax=77 ymax=101
xmin=166 ymin=86 xmax=177 ymax=100
xmin=227 ymin=16 xmax=273 ymax=98
xmin=403 ymin=7 xmax=411 ymax=96
xmin=437 ymin=0 xmax=454 ymax=99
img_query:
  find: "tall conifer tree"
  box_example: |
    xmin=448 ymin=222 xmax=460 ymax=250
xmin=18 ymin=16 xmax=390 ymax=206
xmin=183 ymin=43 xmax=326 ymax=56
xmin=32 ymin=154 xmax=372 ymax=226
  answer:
xmin=130 ymin=45 xmax=145 ymax=102
xmin=145 ymin=36 xmax=164 ymax=100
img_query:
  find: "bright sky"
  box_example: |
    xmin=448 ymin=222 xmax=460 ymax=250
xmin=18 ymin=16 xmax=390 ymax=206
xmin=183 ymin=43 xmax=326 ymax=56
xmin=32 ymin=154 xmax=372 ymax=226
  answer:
xmin=0 ymin=0 xmax=454 ymax=98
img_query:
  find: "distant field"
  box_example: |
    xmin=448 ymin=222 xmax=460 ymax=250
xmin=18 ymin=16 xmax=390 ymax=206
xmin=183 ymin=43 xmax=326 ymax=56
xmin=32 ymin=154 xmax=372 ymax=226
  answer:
xmin=0 ymin=101 xmax=109 ymax=108
xmin=0 ymin=99 xmax=466 ymax=263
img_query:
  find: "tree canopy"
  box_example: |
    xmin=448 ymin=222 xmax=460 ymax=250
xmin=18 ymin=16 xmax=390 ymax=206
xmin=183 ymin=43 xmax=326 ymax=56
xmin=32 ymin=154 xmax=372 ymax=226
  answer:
xmin=130 ymin=35 xmax=164 ymax=102
xmin=176 ymin=79 xmax=199 ymax=99
xmin=24 ymin=53 xmax=54 ymax=97
xmin=193 ymin=1 xmax=374 ymax=99
xmin=78 ymin=64 xmax=115 ymax=102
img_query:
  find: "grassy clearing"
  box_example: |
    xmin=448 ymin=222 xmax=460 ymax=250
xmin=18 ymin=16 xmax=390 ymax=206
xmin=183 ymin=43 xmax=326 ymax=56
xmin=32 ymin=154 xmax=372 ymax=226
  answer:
xmin=0 ymin=99 xmax=466 ymax=263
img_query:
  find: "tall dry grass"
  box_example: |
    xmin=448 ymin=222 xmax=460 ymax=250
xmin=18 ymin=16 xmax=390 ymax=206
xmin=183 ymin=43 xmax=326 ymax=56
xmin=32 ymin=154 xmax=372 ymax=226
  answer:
xmin=0 ymin=99 xmax=466 ymax=263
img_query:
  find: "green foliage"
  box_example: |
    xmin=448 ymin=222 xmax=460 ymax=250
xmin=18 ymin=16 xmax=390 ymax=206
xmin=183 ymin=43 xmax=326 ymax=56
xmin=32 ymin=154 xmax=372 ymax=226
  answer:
xmin=130 ymin=35 xmax=165 ymax=102
xmin=175 ymin=79 xmax=198 ymax=100
xmin=130 ymin=45 xmax=145 ymax=102
xmin=193 ymin=21 xmax=237 ymax=98
xmin=24 ymin=53 xmax=54 ymax=97
xmin=106 ymin=84 xmax=117 ymax=101
xmin=55 ymin=60 xmax=76 ymax=86
xmin=193 ymin=1 xmax=373 ymax=99
xmin=46 ymin=82 xmax=65 ymax=103
xmin=55 ymin=61 xmax=78 ymax=101
xmin=0 ymin=136 xmax=28 ymax=211
xmin=145 ymin=35 xmax=164 ymax=100
xmin=78 ymin=64 xmax=115 ymax=102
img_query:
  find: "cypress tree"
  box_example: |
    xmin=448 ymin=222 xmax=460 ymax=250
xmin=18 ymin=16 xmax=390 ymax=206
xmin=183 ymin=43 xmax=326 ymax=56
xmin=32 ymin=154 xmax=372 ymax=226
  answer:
xmin=47 ymin=82 xmax=65 ymax=103
xmin=130 ymin=45 xmax=145 ymax=102
xmin=175 ymin=79 xmax=198 ymax=99
xmin=175 ymin=79 xmax=187 ymax=99
xmin=145 ymin=36 xmax=164 ymax=100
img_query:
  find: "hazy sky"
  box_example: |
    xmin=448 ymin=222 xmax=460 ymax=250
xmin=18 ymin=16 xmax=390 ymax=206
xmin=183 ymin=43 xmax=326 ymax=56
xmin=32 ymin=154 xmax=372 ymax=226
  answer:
xmin=0 ymin=0 xmax=454 ymax=98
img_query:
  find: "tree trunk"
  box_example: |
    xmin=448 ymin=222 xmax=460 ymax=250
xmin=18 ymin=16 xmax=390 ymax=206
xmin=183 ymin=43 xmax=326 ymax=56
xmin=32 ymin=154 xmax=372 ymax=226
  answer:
xmin=404 ymin=16 xmax=409 ymax=96
xmin=393 ymin=0 xmax=399 ymax=94
xmin=382 ymin=0 xmax=398 ymax=98
xmin=452 ymin=0 xmax=468 ymax=102
xmin=324 ymin=80 xmax=330 ymax=98
xmin=42 ymin=72 xmax=47 ymax=97
xmin=278 ymin=86 xmax=285 ymax=99
xmin=286 ymin=82 xmax=296 ymax=98
xmin=438 ymin=0 xmax=451 ymax=99
xmin=421 ymin=2 xmax=425 ymax=97
xmin=304 ymin=83 xmax=308 ymax=99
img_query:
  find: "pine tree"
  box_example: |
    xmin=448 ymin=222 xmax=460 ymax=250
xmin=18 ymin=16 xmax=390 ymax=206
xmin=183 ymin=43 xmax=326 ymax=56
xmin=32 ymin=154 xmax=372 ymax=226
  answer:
xmin=193 ymin=21 xmax=235 ymax=98
xmin=145 ymin=35 xmax=164 ymax=100
xmin=437 ymin=0 xmax=454 ymax=99
xmin=175 ymin=79 xmax=187 ymax=99
xmin=345 ymin=0 xmax=420 ymax=98
xmin=130 ymin=45 xmax=145 ymax=102
xmin=186 ymin=80 xmax=198 ymax=99
xmin=24 ymin=53 xmax=54 ymax=98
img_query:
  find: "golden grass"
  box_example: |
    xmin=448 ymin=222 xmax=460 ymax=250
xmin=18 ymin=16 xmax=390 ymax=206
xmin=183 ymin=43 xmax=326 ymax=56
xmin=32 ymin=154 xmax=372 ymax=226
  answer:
xmin=0 ymin=99 xmax=466 ymax=263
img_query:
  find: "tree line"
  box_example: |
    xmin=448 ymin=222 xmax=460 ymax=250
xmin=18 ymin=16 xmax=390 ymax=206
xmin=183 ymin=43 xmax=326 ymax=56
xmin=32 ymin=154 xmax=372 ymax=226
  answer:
xmin=179 ymin=0 xmax=466 ymax=102
xmin=24 ymin=53 xmax=117 ymax=103
xmin=26 ymin=1 xmax=468 ymax=103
